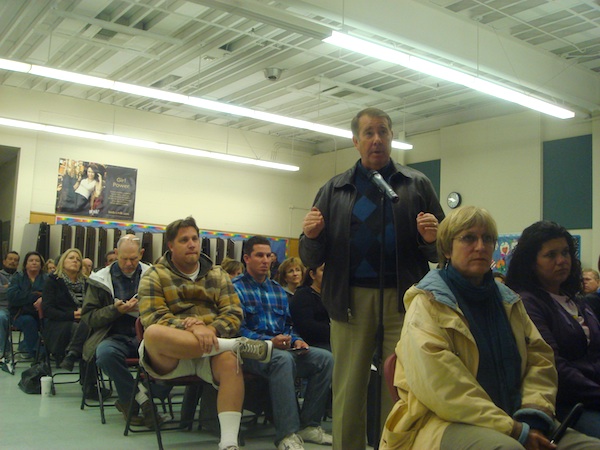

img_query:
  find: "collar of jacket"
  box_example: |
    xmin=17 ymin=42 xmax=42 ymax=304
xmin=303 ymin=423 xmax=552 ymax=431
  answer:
xmin=332 ymin=158 xmax=414 ymax=190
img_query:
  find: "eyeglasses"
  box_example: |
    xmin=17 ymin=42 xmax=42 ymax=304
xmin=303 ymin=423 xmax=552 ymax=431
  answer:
xmin=454 ymin=234 xmax=496 ymax=247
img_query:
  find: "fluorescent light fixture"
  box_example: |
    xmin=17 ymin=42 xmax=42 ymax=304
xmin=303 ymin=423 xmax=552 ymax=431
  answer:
xmin=0 ymin=58 xmax=413 ymax=149
xmin=0 ymin=117 xmax=299 ymax=172
xmin=324 ymin=31 xmax=575 ymax=120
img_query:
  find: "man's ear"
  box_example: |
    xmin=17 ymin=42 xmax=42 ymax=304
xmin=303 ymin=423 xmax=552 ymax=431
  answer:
xmin=140 ymin=248 xmax=145 ymax=257
xmin=243 ymin=253 xmax=249 ymax=264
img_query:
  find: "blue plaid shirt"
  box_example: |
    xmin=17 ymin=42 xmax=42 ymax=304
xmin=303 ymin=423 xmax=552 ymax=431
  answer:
xmin=233 ymin=272 xmax=301 ymax=343
xmin=110 ymin=263 xmax=142 ymax=302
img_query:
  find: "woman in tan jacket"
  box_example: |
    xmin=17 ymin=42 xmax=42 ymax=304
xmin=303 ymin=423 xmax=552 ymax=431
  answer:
xmin=380 ymin=206 xmax=600 ymax=450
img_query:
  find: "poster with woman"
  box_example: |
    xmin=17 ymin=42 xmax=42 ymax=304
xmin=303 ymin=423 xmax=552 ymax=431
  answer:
xmin=55 ymin=159 xmax=137 ymax=220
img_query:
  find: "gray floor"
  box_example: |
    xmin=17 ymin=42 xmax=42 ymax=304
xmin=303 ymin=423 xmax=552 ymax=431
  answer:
xmin=0 ymin=354 xmax=338 ymax=450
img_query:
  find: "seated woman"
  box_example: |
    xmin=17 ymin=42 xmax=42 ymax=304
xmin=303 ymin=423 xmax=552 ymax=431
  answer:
xmin=221 ymin=257 xmax=244 ymax=279
xmin=274 ymin=257 xmax=305 ymax=299
xmin=7 ymin=251 xmax=48 ymax=359
xmin=506 ymin=221 xmax=600 ymax=439
xmin=380 ymin=206 xmax=600 ymax=450
xmin=290 ymin=264 xmax=330 ymax=351
xmin=42 ymin=248 xmax=89 ymax=370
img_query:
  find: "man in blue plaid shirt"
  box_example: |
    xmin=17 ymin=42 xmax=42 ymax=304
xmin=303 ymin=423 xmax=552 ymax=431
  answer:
xmin=233 ymin=236 xmax=333 ymax=450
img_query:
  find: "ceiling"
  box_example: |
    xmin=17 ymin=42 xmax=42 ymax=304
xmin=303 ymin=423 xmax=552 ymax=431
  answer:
xmin=0 ymin=0 xmax=598 ymax=155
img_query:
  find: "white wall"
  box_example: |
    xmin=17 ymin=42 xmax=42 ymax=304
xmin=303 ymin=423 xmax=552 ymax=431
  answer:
xmin=0 ymin=86 xmax=315 ymax=252
xmin=1 ymin=85 xmax=598 ymax=268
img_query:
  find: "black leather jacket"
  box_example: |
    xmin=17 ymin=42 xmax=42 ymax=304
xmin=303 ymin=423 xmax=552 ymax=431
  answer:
xmin=299 ymin=160 xmax=445 ymax=322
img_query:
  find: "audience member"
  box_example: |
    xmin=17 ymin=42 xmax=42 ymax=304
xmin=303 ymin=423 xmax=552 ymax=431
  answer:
xmin=583 ymin=269 xmax=600 ymax=319
xmin=289 ymin=264 xmax=330 ymax=351
xmin=42 ymin=248 xmax=88 ymax=367
xmin=582 ymin=269 xmax=599 ymax=294
xmin=381 ymin=207 xmax=600 ymax=449
xmin=139 ymin=217 xmax=271 ymax=450
xmin=274 ymin=257 xmax=305 ymax=297
xmin=269 ymin=252 xmax=280 ymax=279
xmin=43 ymin=258 xmax=57 ymax=274
xmin=104 ymin=250 xmax=117 ymax=267
xmin=81 ymin=235 xmax=156 ymax=423
xmin=221 ymin=257 xmax=244 ymax=279
xmin=506 ymin=221 xmax=600 ymax=439
xmin=82 ymin=258 xmax=93 ymax=277
xmin=0 ymin=251 xmax=19 ymax=360
xmin=234 ymin=236 xmax=333 ymax=450
xmin=7 ymin=251 xmax=47 ymax=359
xmin=299 ymin=107 xmax=444 ymax=450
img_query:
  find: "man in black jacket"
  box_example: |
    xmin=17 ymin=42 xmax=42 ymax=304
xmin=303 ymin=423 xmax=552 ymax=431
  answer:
xmin=299 ymin=107 xmax=444 ymax=450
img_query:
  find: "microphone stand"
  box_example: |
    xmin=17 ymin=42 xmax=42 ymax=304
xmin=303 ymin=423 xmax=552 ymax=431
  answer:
xmin=373 ymin=192 xmax=386 ymax=450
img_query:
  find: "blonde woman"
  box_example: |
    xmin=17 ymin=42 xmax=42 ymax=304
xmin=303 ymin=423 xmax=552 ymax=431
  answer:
xmin=42 ymin=248 xmax=88 ymax=370
xmin=275 ymin=257 xmax=306 ymax=297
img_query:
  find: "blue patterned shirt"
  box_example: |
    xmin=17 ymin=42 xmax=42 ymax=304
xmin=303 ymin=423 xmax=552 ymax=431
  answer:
xmin=233 ymin=272 xmax=301 ymax=343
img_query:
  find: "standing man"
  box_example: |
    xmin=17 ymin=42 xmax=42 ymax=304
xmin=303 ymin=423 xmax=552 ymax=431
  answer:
xmin=0 ymin=251 xmax=19 ymax=362
xmin=81 ymin=234 xmax=157 ymax=424
xmin=300 ymin=107 xmax=444 ymax=449
xmin=138 ymin=217 xmax=271 ymax=450
xmin=234 ymin=236 xmax=333 ymax=450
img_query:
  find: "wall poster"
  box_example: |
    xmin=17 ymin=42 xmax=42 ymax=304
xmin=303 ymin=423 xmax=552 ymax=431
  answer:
xmin=55 ymin=158 xmax=137 ymax=220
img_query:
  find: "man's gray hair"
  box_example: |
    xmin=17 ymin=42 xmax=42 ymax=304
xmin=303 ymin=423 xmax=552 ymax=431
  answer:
xmin=117 ymin=234 xmax=142 ymax=252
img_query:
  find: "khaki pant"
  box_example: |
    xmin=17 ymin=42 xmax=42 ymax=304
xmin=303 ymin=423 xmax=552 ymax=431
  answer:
xmin=330 ymin=287 xmax=404 ymax=450
xmin=441 ymin=422 xmax=600 ymax=450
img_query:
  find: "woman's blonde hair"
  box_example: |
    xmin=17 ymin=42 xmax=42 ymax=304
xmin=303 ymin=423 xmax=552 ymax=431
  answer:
xmin=55 ymin=248 xmax=84 ymax=279
xmin=436 ymin=206 xmax=498 ymax=267
xmin=275 ymin=257 xmax=306 ymax=287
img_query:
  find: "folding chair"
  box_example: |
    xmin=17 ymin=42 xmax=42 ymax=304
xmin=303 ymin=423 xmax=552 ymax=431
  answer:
xmin=124 ymin=318 xmax=222 ymax=450
xmin=80 ymin=354 xmax=139 ymax=424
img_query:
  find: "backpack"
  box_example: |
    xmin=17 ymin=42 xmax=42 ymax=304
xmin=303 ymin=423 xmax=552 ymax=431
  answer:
xmin=18 ymin=362 xmax=51 ymax=394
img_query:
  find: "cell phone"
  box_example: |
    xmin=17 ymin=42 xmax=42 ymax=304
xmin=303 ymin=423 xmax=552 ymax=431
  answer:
xmin=288 ymin=347 xmax=309 ymax=354
xmin=549 ymin=403 xmax=584 ymax=444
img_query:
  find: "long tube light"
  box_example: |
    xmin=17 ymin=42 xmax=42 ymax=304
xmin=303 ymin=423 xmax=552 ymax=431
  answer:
xmin=0 ymin=58 xmax=413 ymax=150
xmin=324 ymin=31 xmax=575 ymax=120
xmin=0 ymin=117 xmax=299 ymax=171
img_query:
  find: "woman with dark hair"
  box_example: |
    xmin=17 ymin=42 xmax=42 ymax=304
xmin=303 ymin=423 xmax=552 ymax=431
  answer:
xmin=42 ymin=248 xmax=89 ymax=370
xmin=62 ymin=164 xmax=103 ymax=212
xmin=381 ymin=207 xmax=599 ymax=449
xmin=290 ymin=264 xmax=330 ymax=350
xmin=7 ymin=251 xmax=47 ymax=359
xmin=506 ymin=221 xmax=600 ymax=439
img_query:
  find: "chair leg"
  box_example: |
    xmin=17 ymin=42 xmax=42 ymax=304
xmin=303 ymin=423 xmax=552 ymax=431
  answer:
xmin=143 ymin=375 xmax=164 ymax=450
xmin=124 ymin=367 xmax=142 ymax=436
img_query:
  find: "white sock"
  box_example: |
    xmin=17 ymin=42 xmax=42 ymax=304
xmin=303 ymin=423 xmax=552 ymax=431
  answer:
xmin=218 ymin=411 xmax=241 ymax=449
xmin=135 ymin=385 xmax=149 ymax=405
xmin=203 ymin=337 xmax=240 ymax=357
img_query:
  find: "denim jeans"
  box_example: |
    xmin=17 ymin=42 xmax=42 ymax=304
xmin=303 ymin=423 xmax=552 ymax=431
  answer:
xmin=243 ymin=346 xmax=333 ymax=444
xmin=95 ymin=335 xmax=139 ymax=403
xmin=0 ymin=308 xmax=9 ymax=356
xmin=13 ymin=314 xmax=39 ymax=357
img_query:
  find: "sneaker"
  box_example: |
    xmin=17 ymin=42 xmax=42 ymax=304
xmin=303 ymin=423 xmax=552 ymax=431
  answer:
xmin=115 ymin=400 xmax=145 ymax=427
xmin=234 ymin=337 xmax=272 ymax=363
xmin=297 ymin=426 xmax=332 ymax=445
xmin=59 ymin=352 xmax=79 ymax=371
xmin=277 ymin=433 xmax=304 ymax=450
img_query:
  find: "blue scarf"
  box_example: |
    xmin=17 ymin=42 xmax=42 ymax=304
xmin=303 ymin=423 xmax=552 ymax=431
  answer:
xmin=440 ymin=264 xmax=522 ymax=415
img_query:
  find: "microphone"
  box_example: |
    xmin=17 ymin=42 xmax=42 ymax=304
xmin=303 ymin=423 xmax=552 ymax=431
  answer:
xmin=368 ymin=170 xmax=399 ymax=203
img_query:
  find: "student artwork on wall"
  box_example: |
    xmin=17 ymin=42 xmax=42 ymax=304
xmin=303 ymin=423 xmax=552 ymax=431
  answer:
xmin=55 ymin=158 xmax=138 ymax=220
xmin=492 ymin=233 xmax=581 ymax=275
